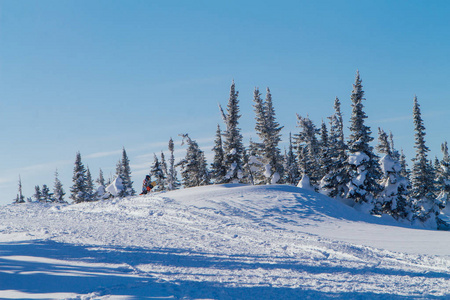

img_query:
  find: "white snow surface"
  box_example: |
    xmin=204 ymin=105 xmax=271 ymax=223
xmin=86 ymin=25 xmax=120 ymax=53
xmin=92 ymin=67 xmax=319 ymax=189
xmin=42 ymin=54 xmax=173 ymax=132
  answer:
xmin=105 ymin=176 xmax=123 ymax=197
xmin=0 ymin=184 xmax=449 ymax=299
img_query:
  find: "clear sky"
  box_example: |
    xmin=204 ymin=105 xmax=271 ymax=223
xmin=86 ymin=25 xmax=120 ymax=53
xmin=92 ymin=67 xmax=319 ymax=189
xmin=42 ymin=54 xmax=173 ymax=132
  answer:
xmin=1 ymin=0 xmax=450 ymax=205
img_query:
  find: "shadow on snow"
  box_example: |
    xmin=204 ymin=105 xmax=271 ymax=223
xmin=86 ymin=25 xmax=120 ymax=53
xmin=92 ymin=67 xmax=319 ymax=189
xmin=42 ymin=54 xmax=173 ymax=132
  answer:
xmin=0 ymin=240 xmax=448 ymax=299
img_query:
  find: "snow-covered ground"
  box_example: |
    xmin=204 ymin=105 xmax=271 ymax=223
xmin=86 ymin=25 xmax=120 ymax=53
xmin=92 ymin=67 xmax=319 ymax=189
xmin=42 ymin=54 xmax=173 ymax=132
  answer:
xmin=0 ymin=184 xmax=449 ymax=299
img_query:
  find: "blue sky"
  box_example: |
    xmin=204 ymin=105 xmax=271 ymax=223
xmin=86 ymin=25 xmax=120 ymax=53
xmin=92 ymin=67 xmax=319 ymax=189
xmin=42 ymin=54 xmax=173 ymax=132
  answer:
xmin=1 ymin=0 xmax=450 ymax=204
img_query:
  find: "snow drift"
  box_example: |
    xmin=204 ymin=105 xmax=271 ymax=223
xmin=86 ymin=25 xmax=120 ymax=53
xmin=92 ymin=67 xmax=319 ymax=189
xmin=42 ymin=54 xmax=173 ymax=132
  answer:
xmin=0 ymin=184 xmax=449 ymax=299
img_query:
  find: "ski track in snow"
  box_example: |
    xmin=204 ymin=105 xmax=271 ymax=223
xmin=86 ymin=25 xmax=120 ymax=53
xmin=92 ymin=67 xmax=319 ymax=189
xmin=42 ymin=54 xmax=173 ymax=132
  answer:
xmin=0 ymin=184 xmax=449 ymax=299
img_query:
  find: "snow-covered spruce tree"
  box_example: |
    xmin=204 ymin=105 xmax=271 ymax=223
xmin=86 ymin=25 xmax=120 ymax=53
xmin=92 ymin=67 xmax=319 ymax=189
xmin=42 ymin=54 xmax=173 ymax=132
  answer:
xmin=219 ymin=81 xmax=245 ymax=183
xmin=411 ymin=96 xmax=439 ymax=224
xmin=96 ymin=168 xmax=106 ymax=188
xmin=177 ymin=134 xmax=210 ymax=187
xmin=319 ymin=120 xmax=332 ymax=179
xmin=296 ymin=146 xmax=315 ymax=191
xmin=294 ymin=115 xmax=321 ymax=188
xmin=246 ymin=138 xmax=265 ymax=185
xmin=346 ymin=71 xmax=382 ymax=207
xmin=436 ymin=141 xmax=450 ymax=209
xmin=14 ymin=176 xmax=25 ymax=204
xmin=166 ymin=138 xmax=180 ymax=190
xmin=389 ymin=131 xmax=401 ymax=161
xmin=284 ymin=133 xmax=300 ymax=185
xmin=70 ymin=152 xmax=89 ymax=203
xmin=53 ymin=169 xmax=66 ymax=203
xmin=210 ymin=125 xmax=227 ymax=184
xmin=320 ymin=97 xmax=348 ymax=198
xmin=399 ymin=149 xmax=410 ymax=179
xmin=34 ymin=186 xmax=42 ymax=202
xmin=85 ymin=167 xmax=95 ymax=201
xmin=375 ymin=128 xmax=411 ymax=219
xmin=93 ymin=168 xmax=106 ymax=200
xmin=252 ymin=87 xmax=284 ymax=184
xmin=198 ymin=151 xmax=211 ymax=186
xmin=264 ymin=88 xmax=284 ymax=183
xmin=160 ymin=152 xmax=168 ymax=191
xmin=150 ymin=154 xmax=165 ymax=191
xmin=118 ymin=148 xmax=135 ymax=197
xmin=41 ymin=184 xmax=52 ymax=203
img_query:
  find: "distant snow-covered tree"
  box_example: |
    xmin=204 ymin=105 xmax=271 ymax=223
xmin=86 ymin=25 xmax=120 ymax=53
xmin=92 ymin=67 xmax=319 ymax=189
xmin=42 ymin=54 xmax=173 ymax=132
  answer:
xmin=150 ymin=154 xmax=165 ymax=191
xmin=411 ymin=96 xmax=439 ymax=224
xmin=346 ymin=71 xmax=382 ymax=207
xmin=198 ymin=151 xmax=211 ymax=186
xmin=96 ymin=168 xmax=106 ymax=188
xmin=219 ymin=81 xmax=245 ymax=183
xmin=85 ymin=167 xmax=95 ymax=201
xmin=177 ymin=134 xmax=210 ymax=188
xmin=34 ymin=185 xmax=42 ymax=202
xmin=320 ymin=98 xmax=348 ymax=198
xmin=284 ymin=133 xmax=300 ymax=186
xmin=294 ymin=115 xmax=320 ymax=188
xmin=245 ymin=139 xmax=265 ymax=185
xmin=94 ymin=168 xmax=110 ymax=200
xmin=375 ymin=128 xmax=411 ymax=219
xmin=160 ymin=152 xmax=168 ymax=191
xmin=252 ymin=87 xmax=284 ymax=184
xmin=210 ymin=125 xmax=227 ymax=184
xmin=399 ymin=149 xmax=410 ymax=179
xmin=436 ymin=141 xmax=450 ymax=209
xmin=319 ymin=120 xmax=332 ymax=179
xmin=117 ymin=148 xmax=135 ymax=197
xmin=53 ymin=170 xmax=66 ymax=203
xmin=166 ymin=138 xmax=180 ymax=190
xmin=14 ymin=176 xmax=25 ymax=204
xmin=70 ymin=152 xmax=89 ymax=203
xmin=41 ymin=184 xmax=52 ymax=203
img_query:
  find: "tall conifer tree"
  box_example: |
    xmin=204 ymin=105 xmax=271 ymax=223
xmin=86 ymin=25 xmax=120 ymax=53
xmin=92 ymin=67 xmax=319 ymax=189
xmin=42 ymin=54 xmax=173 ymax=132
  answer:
xmin=346 ymin=71 xmax=382 ymax=205
xmin=321 ymin=98 xmax=348 ymax=198
xmin=177 ymin=134 xmax=210 ymax=187
xmin=53 ymin=169 xmax=66 ymax=203
xmin=261 ymin=88 xmax=284 ymax=183
xmin=219 ymin=81 xmax=245 ymax=183
xmin=15 ymin=176 xmax=25 ymax=204
xmin=118 ymin=147 xmax=135 ymax=197
xmin=167 ymin=138 xmax=180 ymax=190
xmin=150 ymin=154 xmax=165 ymax=191
xmin=70 ymin=152 xmax=89 ymax=203
xmin=411 ymin=96 xmax=439 ymax=222
xmin=375 ymin=128 xmax=411 ymax=219
xmin=211 ymin=125 xmax=227 ymax=184
xmin=294 ymin=115 xmax=320 ymax=187
xmin=85 ymin=167 xmax=95 ymax=201
xmin=436 ymin=141 xmax=450 ymax=209
xmin=284 ymin=133 xmax=300 ymax=185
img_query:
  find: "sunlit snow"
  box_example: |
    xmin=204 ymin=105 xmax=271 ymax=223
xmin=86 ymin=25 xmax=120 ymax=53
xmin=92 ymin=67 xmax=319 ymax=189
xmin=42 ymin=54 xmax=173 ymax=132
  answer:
xmin=1 ymin=184 xmax=449 ymax=299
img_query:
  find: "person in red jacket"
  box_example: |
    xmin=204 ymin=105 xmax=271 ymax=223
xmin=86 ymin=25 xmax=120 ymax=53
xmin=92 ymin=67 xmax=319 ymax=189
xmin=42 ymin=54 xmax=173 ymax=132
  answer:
xmin=141 ymin=175 xmax=153 ymax=195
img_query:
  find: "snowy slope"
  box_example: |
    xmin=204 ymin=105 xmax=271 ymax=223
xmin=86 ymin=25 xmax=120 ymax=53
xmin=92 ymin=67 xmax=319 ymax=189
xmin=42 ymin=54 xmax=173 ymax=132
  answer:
xmin=0 ymin=184 xmax=449 ymax=299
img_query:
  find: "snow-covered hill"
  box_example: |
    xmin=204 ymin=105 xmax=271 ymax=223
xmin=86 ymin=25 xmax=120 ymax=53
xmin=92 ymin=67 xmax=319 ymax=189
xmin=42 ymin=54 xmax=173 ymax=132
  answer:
xmin=0 ymin=184 xmax=449 ymax=299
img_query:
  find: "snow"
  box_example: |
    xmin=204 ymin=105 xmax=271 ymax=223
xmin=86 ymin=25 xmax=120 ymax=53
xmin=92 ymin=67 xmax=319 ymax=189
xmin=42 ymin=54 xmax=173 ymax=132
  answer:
xmin=1 ymin=184 xmax=449 ymax=299
xmin=380 ymin=155 xmax=401 ymax=174
xmin=105 ymin=176 xmax=123 ymax=197
xmin=297 ymin=174 xmax=315 ymax=191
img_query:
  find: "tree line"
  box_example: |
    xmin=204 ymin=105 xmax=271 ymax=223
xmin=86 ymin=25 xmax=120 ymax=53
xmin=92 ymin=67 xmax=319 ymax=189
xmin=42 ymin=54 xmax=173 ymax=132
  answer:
xmin=14 ymin=72 xmax=449 ymax=229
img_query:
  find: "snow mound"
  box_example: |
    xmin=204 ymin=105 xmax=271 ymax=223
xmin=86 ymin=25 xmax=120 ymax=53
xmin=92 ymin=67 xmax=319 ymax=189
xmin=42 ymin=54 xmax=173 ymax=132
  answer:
xmin=1 ymin=184 xmax=449 ymax=299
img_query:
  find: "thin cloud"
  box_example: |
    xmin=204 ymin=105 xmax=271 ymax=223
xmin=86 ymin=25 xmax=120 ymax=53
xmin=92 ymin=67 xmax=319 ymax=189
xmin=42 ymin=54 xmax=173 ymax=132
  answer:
xmin=85 ymin=150 xmax=123 ymax=159
xmin=373 ymin=110 xmax=448 ymax=125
